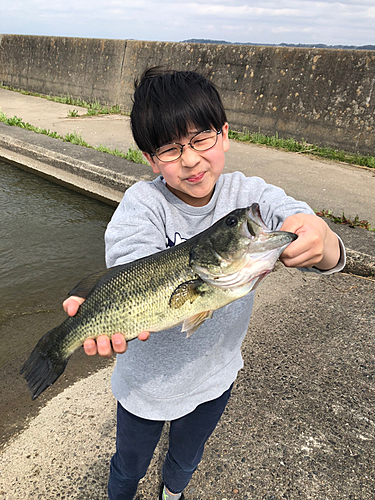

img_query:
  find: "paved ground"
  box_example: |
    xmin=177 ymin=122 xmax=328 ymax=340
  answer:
xmin=0 ymin=88 xmax=374 ymax=500
xmin=1 ymin=88 xmax=374 ymax=225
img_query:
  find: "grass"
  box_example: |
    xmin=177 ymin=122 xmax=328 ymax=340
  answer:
xmin=0 ymin=85 xmax=122 ymax=117
xmin=315 ymin=209 xmax=374 ymax=232
xmin=0 ymin=110 xmax=148 ymax=165
xmin=2 ymin=84 xmax=374 ymax=169
xmin=228 ymin=129 xmax=375 ymax=170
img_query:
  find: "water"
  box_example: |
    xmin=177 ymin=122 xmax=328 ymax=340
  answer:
xmin=0 ymin=160 xmax=116 ymax=444
xmin=0 ymin=160 xmax=114 ymax=322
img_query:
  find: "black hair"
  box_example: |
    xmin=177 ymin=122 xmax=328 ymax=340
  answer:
xmin=130 ymin=67 xmax=227 ymax=154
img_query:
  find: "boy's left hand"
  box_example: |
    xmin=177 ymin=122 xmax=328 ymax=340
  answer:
xmin=279 ymin=213 xmax=340 ymax=271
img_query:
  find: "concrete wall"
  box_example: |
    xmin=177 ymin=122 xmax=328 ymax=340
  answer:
xmin=0 ymin=35 xmax=374 ymax=155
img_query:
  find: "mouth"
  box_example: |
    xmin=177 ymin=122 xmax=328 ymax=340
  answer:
xmin=185 ymin=171 xmax=206 ymax=183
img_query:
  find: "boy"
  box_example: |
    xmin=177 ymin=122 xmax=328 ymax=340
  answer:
xmin=64 ymin=68 xmax=344 ymax=500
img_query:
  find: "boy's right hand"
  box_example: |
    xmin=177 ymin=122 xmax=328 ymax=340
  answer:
xmin=62 ymin=296 xmax=150 ymax=357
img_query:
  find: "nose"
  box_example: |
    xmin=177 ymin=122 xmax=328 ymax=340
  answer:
xmin=180 ymin=143 xmax=201 ymax=168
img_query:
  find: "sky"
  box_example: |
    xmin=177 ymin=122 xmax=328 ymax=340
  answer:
xmin=0 ymin=0 xmax=374 ymax=47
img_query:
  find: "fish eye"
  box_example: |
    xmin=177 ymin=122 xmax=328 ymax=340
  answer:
xmin=225 ymin=215 xmax=238 ymax=227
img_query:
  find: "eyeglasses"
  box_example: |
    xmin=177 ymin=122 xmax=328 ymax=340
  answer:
xmin=151 ymin=129 xmax=222 ymax=163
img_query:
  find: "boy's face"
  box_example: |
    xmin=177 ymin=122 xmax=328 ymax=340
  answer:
xmin=143 ymin=123 xmax=230 ymax=207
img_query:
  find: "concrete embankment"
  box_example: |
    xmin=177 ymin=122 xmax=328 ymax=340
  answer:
xmin=0 ymin=91 xmax=374 ymax=500
xmin=0 ymin=88 xmax=374 ymax=277
xmin=0 ymin=35 xmax=374 ymax=154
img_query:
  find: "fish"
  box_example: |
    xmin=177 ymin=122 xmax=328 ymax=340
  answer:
xmin=20 ymin=203 xmax=297 ymax=400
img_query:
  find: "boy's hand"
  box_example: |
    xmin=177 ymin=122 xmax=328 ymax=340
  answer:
xmin=62 ymin=296 xmax=150 ymax=357
xmin=279 ymin=213 xmax=341 ymax=271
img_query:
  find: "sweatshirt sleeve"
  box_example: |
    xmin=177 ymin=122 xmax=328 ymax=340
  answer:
xmin=105 ymin=182 xmax=167 ymax=268
xmin=224 ymin=173 xmax=346 ymax=274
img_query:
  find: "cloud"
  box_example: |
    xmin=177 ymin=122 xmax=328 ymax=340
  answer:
xmin=0 ymin=0 xmax=374 ymax=46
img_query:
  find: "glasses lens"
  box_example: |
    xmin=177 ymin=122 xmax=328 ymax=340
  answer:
xmin=191 ymin=130 xmax=218 ymax=151
xmin=155 ymin=145 xmax=181 ymax=162
xmin=154 ymin=130 xmax=220 ymax=162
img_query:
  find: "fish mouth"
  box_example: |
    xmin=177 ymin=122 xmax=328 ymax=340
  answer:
xmin=192 ymin=204 xmax=298 ymax=292
xmin=243 ymin=204 xmax=298 ymax=251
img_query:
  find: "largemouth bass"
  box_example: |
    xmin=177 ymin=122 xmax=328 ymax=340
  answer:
xmin=21 ymin=203 xmax=297 ymax=400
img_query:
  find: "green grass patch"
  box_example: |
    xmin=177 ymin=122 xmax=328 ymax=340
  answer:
xmin=0 ymin=85 xmax=123 ymax=117
xmin=2 ymin=85 xmax=374 ymax=169
xmin=316 ymin=209 xmax=374 ymax=232
xmin=96 ymin=144 xmax=146 ymax=164
xmin=0 ymin=110 xmax=148 ymax=164
xmin=228 ymin=129 xmax=375 ymax=170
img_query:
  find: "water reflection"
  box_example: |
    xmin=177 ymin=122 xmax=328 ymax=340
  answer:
xmin=0 ymin=160 xmax=115 ymax=360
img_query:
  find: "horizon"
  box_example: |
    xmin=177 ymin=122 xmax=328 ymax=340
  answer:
xmin=0 ymin=1 xmax=374 ymax=48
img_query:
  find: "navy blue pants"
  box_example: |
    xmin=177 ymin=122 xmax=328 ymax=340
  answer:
xmin=108 ymin=384 xmax=233 ymax=500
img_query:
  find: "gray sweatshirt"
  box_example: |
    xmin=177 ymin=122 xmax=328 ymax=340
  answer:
xmin=105 ymin=172 xmax=345 ymax=420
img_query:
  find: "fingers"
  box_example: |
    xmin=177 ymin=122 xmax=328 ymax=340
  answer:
xmin=83 ymin=338 xmax=99 ymax=356
xmin=83 ymin=334 xmax=127 ymax=357
xmin=280 ymin=233 xmax=324 ymax=268
xmin=138 ymin=331 xmax=150 ymax=341
xmin=279 ymin=213 xmax=327 ymax=268
xmin=82 ymin=332 xmax=150 ymax=357
xmin=63 ymin=296 xmax=85 ymax=316
xmin=111 ymin=333 xmax=128 ymax=353
xmin=64 ymin=296 xmax=151 ymax=357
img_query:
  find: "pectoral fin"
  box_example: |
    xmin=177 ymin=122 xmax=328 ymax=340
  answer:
xmin=169 ymin=279 xmax=206 ymax=309
xmin=182 ymin=310 xmax=214 ymax=337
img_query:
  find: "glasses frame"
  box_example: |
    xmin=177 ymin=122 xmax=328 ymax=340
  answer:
xmin=151 ymin=129 xmax=222 ymax=163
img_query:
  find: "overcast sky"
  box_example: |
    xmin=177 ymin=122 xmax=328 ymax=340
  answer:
xmin=0 ymin=0 xmax=374 ymax=47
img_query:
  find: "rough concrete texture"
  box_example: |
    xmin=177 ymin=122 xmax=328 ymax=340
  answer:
xmin=0 ymin=91 xmax=374 ymax=499
xmin=0 ymin=35 xmax=128 ymax=107
xmin=0 ymin=124 xmax=154 ymax=205
xmin=0 ymin=35 xmax=374 ymax=153
xmin=0 ymin=270 xmax=374 ymax=500
xmin=122 ymin=40 xmax=375 ymax=155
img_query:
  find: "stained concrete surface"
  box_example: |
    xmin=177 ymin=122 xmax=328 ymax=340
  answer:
xmin=0 ymin=270 xmax=373 ymax=500
xmin=0 ymin=89 xmax=374 ymax=499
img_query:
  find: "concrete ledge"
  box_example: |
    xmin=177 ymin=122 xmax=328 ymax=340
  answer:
xmin=0 ymin=122 xmax=374 ymax=278
xmin=0 ymin=144 xmax=124 ymax=205
xmin=0 ymin=122 xmax=155 ymax=205
xmin=345 ymin=249 xmax=375 ymax=278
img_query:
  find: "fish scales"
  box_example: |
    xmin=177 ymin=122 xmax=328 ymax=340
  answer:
xmin=65 ymin=241 xmax=196 ymax=349
xmin=63 ymin=239 xmax=236 ymax=354
xmin=21 ymin=204 xmax=297 ymax=400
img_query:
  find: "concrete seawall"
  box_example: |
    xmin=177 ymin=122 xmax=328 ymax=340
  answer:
xmin=0 ymin=34 xmax=374 ymax=155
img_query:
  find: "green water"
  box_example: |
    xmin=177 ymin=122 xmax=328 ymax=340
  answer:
xmin=0 ymin=160 xmax=115 ymax=366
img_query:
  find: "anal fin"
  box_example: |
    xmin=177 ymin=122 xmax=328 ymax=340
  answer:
xmin=182 ymin=310 xmax=214 ymax=338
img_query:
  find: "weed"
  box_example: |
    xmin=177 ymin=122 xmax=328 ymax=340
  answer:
xmin=96 ymin=145 xmax=148 ymax=164
xmin=316 ymin=209 xmax=374 ymax=231
xmin=68 ymin=109 xmax=79 ymax=117
xmin=125 ymin=147 xmax=147 ymax=164
xmin=1 ymin=85 xmax=123 ymax=117
xmin=228 ymin=129 xmax=375 ymax=170
xmin=63 ymin=131 xmax=90 ymax=147
xmin=0 ymin=110 xmax=147 ymax=165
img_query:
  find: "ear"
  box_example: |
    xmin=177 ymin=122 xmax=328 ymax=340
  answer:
xmin=143 ymin=152 xmax=161 ymax=174
xmin=222 ymin=122 xmax=230 ymax=152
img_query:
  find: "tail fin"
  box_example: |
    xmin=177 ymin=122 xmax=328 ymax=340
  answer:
xmin=20 ymin=326 xmax=69 ymax=400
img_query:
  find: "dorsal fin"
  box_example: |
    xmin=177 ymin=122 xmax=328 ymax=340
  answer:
xmin=67 ymin=269 xmax=110 ymax=298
